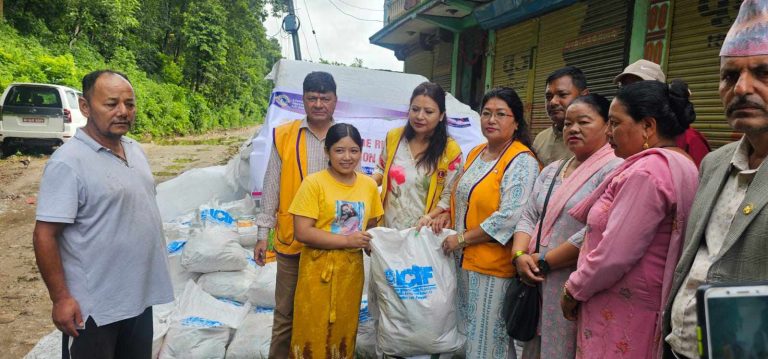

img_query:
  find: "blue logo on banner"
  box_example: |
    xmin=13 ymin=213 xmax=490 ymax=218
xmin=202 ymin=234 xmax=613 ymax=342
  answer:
xmin=447 ymin=117 xmax=471 ymax=128
xmin=384 ymin=265 xmax=436 ymax=300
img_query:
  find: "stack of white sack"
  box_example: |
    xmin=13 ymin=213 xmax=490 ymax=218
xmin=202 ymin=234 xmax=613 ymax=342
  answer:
xmin=368 ymin=227 xmax=466 ymax=357
xmin=159 ymin=281 xmax=250 ymax=358
xmin=153 ymin=196 xmax=279 ymax=358
xmin=153 ymin=195 xmax=386 ymax=358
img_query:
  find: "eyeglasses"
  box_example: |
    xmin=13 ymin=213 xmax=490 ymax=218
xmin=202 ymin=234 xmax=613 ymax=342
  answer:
xmin=305 ymin=96 xmax=334 ymax=104
xmin=480 ymin=111 xmax=513 ymax=120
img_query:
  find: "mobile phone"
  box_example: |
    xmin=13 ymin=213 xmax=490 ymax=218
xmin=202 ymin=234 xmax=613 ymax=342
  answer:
xmin=697 ymin=283 xmax=768 ymax=359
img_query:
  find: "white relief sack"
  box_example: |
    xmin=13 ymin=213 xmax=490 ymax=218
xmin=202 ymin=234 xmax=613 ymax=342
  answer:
xmin=152 ymin=302 xmax=176 ymax=359
xmin=159 ymin=281 xmax=250 ymax=358
xmin=368 ymin=227 xmax=465 ymax=356
xmin=225 ymin=307 xmax=274 ymax=359
xmin=246 ymin=261 xmax=277 ymax=308
xmin=197 ymin=266 xmax=257 ymax=304
xmin=181 ymin=226 xmax=247 ymax=273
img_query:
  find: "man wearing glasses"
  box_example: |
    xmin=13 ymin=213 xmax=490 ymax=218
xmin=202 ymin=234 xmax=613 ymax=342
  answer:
xmin=253 ymin=71 xmax=338 ymax=358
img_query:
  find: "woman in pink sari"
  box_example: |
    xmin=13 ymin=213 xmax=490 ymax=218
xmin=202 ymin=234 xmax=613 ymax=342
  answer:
xmin=561 ymin=80 xmax=700 ymax=358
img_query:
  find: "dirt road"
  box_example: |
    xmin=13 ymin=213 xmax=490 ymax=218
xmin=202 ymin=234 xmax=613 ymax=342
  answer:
xmin=0 ymin=126 xmax=257 ymax=359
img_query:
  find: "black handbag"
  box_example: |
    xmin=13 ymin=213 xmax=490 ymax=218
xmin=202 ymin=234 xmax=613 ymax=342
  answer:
xmin=503 ymin=159 xmax=567 ymax=341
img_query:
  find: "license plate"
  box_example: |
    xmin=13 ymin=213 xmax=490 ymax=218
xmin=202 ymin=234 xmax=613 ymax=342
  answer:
xmin=22 ymin=117 xmax=45 ymax=124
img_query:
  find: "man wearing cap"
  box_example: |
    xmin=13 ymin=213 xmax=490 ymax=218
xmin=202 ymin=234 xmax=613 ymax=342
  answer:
xmin=615 ymin=59 xmax=711 ymax=167
xmin=663 ymin=1 xmax=768 ymax=357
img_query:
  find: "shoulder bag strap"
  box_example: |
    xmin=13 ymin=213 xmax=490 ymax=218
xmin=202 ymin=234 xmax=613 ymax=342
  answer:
xmin=535 ymin=158 xmax=570 ymax=253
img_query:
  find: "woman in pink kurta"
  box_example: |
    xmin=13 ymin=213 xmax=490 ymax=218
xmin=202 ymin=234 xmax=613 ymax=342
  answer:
xmin=561 ymin=80 xmax=700 ymax=358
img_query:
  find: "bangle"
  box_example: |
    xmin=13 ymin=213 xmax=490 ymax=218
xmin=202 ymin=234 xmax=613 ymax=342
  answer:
xmin=422 ymin=214 xmax=433 ymax=221
xmin=457 ymin=232 xmax=469 ymax=248
xmin=512 ymin=250 xmax=527 ymax=262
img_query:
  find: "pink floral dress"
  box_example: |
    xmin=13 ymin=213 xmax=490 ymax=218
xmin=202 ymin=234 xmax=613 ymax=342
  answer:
xmin=566 ymin=150 xmax=698 ymax=359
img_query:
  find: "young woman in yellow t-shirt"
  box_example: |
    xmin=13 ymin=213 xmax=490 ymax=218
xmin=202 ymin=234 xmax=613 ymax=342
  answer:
xmin=288 ymin=123 xmax=384 ymax=358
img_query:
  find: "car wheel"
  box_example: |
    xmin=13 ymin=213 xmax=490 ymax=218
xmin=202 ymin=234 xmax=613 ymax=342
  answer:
xmin=1 ymin=142 xmax=20 ymax=157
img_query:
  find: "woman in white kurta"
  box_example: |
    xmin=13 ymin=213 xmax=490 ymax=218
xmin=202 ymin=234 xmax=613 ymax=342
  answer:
xmin=371 ymin=82 xmax=462 ymax=358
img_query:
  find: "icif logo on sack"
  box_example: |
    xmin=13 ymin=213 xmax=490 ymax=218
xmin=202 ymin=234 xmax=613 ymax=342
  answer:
xmin=200 ymin=208 xmax=235 ymax=226
xmin=384 ymin=265 xmax=436 ymax=300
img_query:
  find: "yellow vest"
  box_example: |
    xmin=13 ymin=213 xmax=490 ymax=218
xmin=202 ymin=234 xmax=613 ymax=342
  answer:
xmin=273 ymin=120 xmax=307 ymax=255
xmin=451 ymin=140 xmax=533 ymax=278
xmin=380 ymin=127 xmax=462 ymax=215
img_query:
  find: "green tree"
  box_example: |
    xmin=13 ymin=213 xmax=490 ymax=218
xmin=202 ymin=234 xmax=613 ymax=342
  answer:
xmin=319 ymin=57 xmax=366 ymax=68
xmin=1 ymin=0 xmax=285 ymax=137
xmin=181 ymin=0 xmax=227 ymax=93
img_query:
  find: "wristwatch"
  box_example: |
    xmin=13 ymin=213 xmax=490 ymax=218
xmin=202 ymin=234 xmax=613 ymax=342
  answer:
xmin=457 ymin=232 xmax=469 ymax=248
xmin=537 ymin=255 xmax=551 ymax=275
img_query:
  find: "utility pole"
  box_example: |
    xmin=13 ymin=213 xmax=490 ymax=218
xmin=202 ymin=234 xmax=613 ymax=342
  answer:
xmin=283 ymin=0 xmax=302 ymax=60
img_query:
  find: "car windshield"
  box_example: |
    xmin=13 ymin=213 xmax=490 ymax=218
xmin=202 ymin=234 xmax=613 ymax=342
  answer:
xmin=4 ymin=86 xmax=62 ymax=108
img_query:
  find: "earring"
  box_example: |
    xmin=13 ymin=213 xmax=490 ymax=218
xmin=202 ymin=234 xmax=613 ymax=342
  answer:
xmin=642 ymin=134 xmax=650 ymax=150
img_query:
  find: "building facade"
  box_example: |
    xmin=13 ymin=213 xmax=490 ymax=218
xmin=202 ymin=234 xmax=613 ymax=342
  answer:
xmin=371 ymin=0 xmax=744 ymax=147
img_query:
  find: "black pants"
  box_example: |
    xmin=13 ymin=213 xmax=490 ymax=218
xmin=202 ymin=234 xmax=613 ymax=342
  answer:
xmin=62 ymin=307 xmax=153 ymax=359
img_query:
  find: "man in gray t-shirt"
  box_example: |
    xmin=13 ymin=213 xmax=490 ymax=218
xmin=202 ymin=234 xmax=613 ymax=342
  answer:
xmin=33 ymin=70 xmax=172 ymax=358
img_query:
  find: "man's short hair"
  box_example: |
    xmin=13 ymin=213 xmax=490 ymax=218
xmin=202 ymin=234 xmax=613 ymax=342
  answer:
xmin=545 ymin=66 xmax=588 ymax=91
xmin=303 ymin=71 xmax=336 ymax=94
xmin=82 ymin=70 xmax=132 ymax=101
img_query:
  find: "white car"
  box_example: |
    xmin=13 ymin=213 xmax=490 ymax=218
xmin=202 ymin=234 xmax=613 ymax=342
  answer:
xmin=0 ymin=83 xmax=87 ymax=153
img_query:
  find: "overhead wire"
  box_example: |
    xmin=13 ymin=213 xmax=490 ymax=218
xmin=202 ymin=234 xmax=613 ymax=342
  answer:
xmin=268 ymin=28 xmax=282 ymax=38
xmin=266 ymin=14 xmax=281 ymax=38
xmin=300 ymin=23 xmax=314 ymax=61
xmin=335 ymin=0 xmax=382 ymax=12
xmin=301 ymin=0 xmax=324 ymax=59
xmin=326 ymin=0 xmax=383 ymax=22
xmin=271 ymin=16 xmax=291 ymax=58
